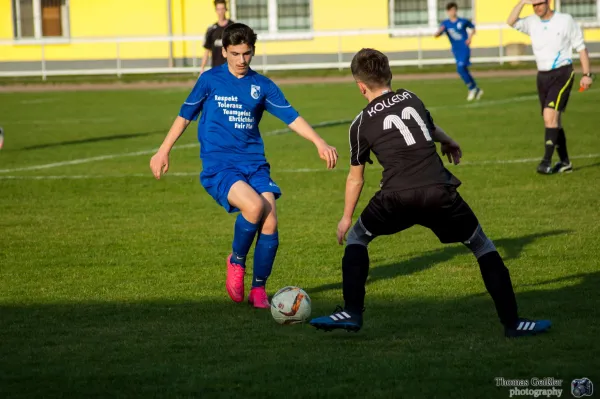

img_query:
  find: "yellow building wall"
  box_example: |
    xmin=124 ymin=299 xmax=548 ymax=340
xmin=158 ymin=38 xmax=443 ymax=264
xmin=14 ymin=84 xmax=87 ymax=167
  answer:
xmin=0 ymin=0 xmax=597 ymax=63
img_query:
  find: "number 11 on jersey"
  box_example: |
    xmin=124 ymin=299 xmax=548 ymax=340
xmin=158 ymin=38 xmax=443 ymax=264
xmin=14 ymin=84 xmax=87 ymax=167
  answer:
xmin=383 ymin=106 xmax=432 ymax=146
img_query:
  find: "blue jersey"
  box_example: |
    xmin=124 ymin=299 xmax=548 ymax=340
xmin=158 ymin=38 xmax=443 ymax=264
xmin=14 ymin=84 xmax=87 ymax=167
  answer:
xmin=440 ymin=18 xmax=474 ymax=52
xmin=179 ymin=64 xmax=299 ymax=167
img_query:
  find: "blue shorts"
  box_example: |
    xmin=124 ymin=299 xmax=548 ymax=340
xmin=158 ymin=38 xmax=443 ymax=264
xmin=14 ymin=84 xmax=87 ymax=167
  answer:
xmin=200 ymin=162 xmax=282 ymax=213
xmin=453 ymin=48 xmax=471 ymax=67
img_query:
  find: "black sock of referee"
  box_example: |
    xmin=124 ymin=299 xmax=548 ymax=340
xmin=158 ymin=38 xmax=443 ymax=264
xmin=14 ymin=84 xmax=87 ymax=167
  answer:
xmin=543 ymin=127 xmax=560 ymax=164
xmin=556 ymin=128 xmax=570 ymax=164
xmin=478 ymin=251 xmax=519 ymax=328
xmin=342 ymin=244 xmax=370 ymax=315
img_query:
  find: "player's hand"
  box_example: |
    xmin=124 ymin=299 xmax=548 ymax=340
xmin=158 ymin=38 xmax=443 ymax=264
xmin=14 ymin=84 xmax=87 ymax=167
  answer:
xmin=150 ymin=150 xmax=170 ymax=179
xmin=337 ymin=216 xmax=352 ymax=245
xmin=316 ymin=140 xmax=338 ymax=169
xmin=440 ymin=140 xmax=462 ymax=165
xmin=465 ymin=38 xmax=472 ymax=46
xmin=580 ymin=76 xmax=593 ymax=90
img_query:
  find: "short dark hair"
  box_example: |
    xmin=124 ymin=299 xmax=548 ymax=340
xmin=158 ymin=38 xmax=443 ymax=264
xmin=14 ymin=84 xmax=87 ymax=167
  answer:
xmin=222 ymin=23 xmax=257 ymax=49
xmin=446 ymin=2 xmax=458 ymax=10
xmin=350 ymin=48 xmax=392 ymax=89
xmin=214 ymin=0 xmax=226 ymax=8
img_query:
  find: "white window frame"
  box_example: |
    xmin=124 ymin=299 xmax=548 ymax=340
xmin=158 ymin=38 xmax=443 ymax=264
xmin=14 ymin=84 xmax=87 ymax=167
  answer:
xmin=13 ymin=0 xmax=70 ymax=40
xmin=389 ymin=0 xmax=476 ymax=31
xmin=555 ymin=0 xmax=600 ymax=20
xmin=388 ymin=0 xmax=437 ymax=29
xmin=230 ymin=0 xmax=313 ymax=37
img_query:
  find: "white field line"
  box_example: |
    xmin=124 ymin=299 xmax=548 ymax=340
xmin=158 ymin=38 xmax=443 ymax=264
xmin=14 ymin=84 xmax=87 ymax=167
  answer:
xmin=0 ymin=143 xmax=198 ymax=173
xmin=1 ymin=153 xmax=599 ymax=180
xmin=1 ymin=91 xmax=596 ymax=174
xmin=11 ymin=118 xmax=115 ymax=125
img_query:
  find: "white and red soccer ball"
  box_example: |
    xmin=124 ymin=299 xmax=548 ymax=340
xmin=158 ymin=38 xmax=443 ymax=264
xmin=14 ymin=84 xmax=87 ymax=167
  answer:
xmin=270 ymin=286 xmax=311 ymax=325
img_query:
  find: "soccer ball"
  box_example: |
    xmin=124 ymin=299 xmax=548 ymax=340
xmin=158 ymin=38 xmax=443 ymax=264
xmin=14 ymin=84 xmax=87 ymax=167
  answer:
xmin=270 ymin=286 xmax=311 ymax=325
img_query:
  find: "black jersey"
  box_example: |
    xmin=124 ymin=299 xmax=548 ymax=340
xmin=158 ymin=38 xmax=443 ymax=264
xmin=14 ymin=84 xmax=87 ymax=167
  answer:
xmin=203 ymin=20 xmax=234 ymax=68
xmin=349 ymin=89 xmax=461 ymax=192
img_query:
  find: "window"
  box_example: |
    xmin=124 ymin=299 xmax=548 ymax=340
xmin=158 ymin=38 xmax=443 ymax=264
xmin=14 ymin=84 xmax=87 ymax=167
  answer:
xmin=231 ymin=0 xmax=311 ymax=33
xmin=234 ymin=0 xmax=269 ymax=32
xmin=558 ymin=0 xmax=598 ymax=20
xmin=277 ymin=0 xmax=311 ymax=31
xmin=12 ymin=0 xmax=69 ymax=39
xmin=391 ymin=0 xmax=429 ymax=27
xmin=437 ymin=0 xmax=473 ymax=22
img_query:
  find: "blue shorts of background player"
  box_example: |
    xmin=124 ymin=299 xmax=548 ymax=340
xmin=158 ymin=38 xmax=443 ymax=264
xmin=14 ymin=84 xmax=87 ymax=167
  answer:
xmin=435 ymin=2 xmax=483 ymax=101
xmin=454 ymin=47 xmax=471 ymax=68
xmin=201 ymin=162 xmax=281 ymax=213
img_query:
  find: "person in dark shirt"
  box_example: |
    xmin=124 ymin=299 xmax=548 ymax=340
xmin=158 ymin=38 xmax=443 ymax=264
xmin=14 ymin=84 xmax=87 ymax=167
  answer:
xmin=309 ymin=48 xmax=551 ymax=338
xmin=200 ymin=0 xmax=234 ymax=74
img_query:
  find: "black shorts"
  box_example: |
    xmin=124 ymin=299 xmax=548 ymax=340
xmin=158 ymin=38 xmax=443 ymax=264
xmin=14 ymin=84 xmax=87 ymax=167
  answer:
xmin=537 ymin=64 xmax=575 ymax=115
xmin=359 ymin=185 xmax=479 ymax=244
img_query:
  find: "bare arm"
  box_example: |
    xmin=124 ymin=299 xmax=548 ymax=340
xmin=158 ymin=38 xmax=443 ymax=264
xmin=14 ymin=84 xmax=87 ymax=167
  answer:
xmin=200 ymin=49 xmax=211 ymax=73
xmin=288 ymin=116 xmax=325 ymax=145
xmin=580 ymin=48 xmax=591 ymax=75
xmin=466 ymin=28 xmax=476 ymax=45
xmin=337 ymin=165 xmax=365 ymax=245
xmin=507 ymin=0 xmax=531 ymax=26
xmin=433 ymin=124 xmax=462 ymax=165
xmin=149 ymin=116 xmax=191 ymax=179
xmin=434 ymin=25 xmax=446 ymax=38
xmin=288 ymin=116 xmax=339 ymax=169
xmin=431 ymin=123 xmax=453 ymax=143
xmin=159 ymin=116 xmax=191 ymax=153
xmin=579 ymin=49 xmax=593 ymax=89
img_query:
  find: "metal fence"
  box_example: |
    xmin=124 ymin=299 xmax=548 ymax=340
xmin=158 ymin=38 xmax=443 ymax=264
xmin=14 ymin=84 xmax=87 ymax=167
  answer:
xmin=1 ymin=22 xmax=599 ymax=80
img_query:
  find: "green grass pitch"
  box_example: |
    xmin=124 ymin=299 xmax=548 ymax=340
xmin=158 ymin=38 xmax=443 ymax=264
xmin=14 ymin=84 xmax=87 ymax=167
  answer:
xmin=1 ymin=76 xmax=599 ymax=398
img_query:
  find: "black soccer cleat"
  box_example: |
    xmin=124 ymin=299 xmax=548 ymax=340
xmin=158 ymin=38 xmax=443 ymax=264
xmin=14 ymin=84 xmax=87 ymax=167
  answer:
xmin=552 ymin=161 xmax=573 ymax=174
xmin=505 ymin=318 xmax=552 ymax=338
xmin=309 ymin=306 xmax=363 ymax=332
xmin=537 ymin=162 xmax=554 ymax=175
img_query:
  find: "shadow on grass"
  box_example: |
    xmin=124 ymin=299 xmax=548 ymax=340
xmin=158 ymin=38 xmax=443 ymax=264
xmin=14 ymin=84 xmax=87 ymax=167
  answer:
xmin=574 ymin=162 xmax=600 ymax=171
xmin=23 ymin=130 xmax=164 ymax=150
xmin=308 ymin=230 xmax=571 ymax=296
xmin=0 ymin=269 xmax=597 ymax=398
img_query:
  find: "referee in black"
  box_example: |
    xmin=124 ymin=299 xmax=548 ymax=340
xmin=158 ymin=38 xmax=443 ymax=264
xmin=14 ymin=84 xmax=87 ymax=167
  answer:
xmin=200 ymin=0 xmax=234 ymax=74
xmin=309 ymin=48 xmax=551 ymax=338
xmin=508 ymin=0 xmax=593 ymax=174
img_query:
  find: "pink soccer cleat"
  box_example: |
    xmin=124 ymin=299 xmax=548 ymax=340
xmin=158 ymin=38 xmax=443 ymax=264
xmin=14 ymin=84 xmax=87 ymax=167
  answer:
xmin=248 ymin=287 xmax=270 ymax=309
xmin=226 ymin=254 xmax=245 ymax=303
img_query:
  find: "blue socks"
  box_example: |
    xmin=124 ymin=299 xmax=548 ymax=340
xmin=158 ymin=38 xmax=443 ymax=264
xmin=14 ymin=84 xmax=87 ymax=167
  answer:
xmin=231 ymin=214 xmax=259 ymax=268
xmin=252 ymin=232 xmax=279 ymax=288
xmin=457 ymin=65 xmax=477 ymax=90
xmin=230 ymin=214 xmax=279 ymax=288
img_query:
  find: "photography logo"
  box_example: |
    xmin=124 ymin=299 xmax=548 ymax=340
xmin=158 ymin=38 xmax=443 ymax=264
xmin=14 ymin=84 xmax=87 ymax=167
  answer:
xmin=571 ymin=378 xmax=593 ymax=398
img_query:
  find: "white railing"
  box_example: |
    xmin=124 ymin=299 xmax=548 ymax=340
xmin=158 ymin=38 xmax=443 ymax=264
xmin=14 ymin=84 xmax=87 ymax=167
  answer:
xmin=1 ymin=23 xmax=599 ymax=80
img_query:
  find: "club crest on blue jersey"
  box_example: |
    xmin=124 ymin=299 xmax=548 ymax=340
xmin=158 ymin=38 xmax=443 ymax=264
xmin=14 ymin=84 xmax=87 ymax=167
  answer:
xmin=251 ymin=85 xmax=261 ymax=100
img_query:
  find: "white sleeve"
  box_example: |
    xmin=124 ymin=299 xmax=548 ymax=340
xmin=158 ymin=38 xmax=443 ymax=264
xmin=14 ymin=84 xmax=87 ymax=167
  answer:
xmin=568 ymin=15 xmax=586 ymax=52
xmin=513 ymin=16 xmax=532 ymax=35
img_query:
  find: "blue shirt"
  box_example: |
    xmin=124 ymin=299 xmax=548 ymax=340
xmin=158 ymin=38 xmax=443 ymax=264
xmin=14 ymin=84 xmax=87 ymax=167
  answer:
xmin=179 ymin=64 xmax=300 ymax=167
xmin=440 ymin=18 xmax=474 ymax=52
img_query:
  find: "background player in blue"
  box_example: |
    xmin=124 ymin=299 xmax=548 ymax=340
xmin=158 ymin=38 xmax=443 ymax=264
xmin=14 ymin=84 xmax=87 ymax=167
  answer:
xmin=149 ymin=23 xmax=338 ymax=309
xmin=435 ymin=2 xmax=483 ymax=101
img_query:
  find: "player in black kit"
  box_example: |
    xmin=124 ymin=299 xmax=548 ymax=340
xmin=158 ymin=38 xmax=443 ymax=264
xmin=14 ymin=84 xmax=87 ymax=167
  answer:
xmin=309 ymin=48 xmax=551 ymax=338
xmin=200 ymin=0 xmax=234 ymax=74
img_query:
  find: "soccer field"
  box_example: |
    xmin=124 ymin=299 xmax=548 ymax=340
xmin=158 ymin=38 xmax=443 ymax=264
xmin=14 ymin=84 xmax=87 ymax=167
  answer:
xmin=1 ymin=76 xmax=599 ymax=398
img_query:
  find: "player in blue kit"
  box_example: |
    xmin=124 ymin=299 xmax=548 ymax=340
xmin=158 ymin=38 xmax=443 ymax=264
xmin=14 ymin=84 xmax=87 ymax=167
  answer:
xmin=149 ymin=23 xmax=338 ymax=309
xmin=435 ymin=2 xmax=483 ymax=101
